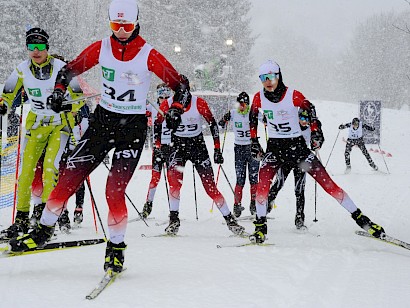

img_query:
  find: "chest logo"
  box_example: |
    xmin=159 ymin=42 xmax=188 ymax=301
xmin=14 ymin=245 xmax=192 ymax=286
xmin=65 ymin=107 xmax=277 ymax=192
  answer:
xmin=102 ymin=66 xmax=115 ymax=81
xmin=28 ymin=88 xmax=42 ymax=97
xmin=235 ymin=122 xmax=243 ymax=128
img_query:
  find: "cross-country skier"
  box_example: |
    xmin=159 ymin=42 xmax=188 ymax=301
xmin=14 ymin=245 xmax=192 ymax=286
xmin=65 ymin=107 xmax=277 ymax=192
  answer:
xmin=218 ymin=92 xmax=259 ymax=218
xmin=154 ymin=79 xmax=245 ymax=236
xmin=267 ymin=109 xmax=312 ymax=229
xmin=339 ymin=117 xmax=378 ymax=173
xmin=8 ymin=0 xmax=189 ymax=275
xmin=142 ymin=83 xmax=173 ymax=218
xmin=0 ymin=28 xmax=84 ymax=241
xmin=248 ymin=60 xmax=385 ymax=244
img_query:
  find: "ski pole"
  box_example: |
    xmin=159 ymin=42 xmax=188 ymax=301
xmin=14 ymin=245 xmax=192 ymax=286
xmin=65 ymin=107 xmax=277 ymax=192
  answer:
xmin=324 ymin=130 xmax=340 ymax=168
xmin=377 ymin=143 xmax=390 ymax=174
xmin=193 ymin=163 xmax=198 ymax=220
xmin=163 ymin=163 xmax=170 ymax=209
xmin=87 ymin=176 xmax=98 ymax=233
xmin=11 ymin=89 xmax=25 ymax=224
xmin=85 ymin=177 xmax=107 ymax=240
xmin=220 ymin=165 xmax=235 ymax=195
xmin=61 ymin=93 xmax=101 ymax=106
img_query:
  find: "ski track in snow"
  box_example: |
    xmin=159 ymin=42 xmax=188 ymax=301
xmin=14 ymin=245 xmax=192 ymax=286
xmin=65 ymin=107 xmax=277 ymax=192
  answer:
xmin=1 ymin=100 xmax=410 ymax=308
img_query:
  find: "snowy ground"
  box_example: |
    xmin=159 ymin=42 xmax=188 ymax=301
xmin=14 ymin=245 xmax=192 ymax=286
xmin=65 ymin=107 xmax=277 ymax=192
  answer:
xmin=1 ymin=100 xmax=409 ymax=308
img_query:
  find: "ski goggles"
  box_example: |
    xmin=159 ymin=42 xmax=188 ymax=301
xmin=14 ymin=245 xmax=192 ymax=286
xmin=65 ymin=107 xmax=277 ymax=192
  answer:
xmin=299 ymin=116 xmax=309 ymax=122
xmin=109 ymin=21 xmax=137 ymax=33
xmin=259 ymin=73 xmax=280 ymax=82
xmin=157 ymin=87 xmax=171 ymax=99
xmin=27 ymin=43 xmax=47 ymax=51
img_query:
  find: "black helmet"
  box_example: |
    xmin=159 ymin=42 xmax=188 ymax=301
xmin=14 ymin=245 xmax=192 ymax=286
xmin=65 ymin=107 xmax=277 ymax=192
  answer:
xmin=237 ymin=92 xmax=249 ymax=105
xmin=352 ymin=117 xmax=360 ymax=125
xmin=26 ymin=27 xmax=49 ymax=50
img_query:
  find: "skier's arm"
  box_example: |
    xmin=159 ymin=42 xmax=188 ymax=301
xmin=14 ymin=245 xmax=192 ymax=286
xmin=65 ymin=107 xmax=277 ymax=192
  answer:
xmin=55 ymin=41 xmax=102 ymax=92
xmin=363 ymin=123 xmax=375 ymax=131
xmin=66 ymin=77 xmax=85 ymax=113
xmin=147 ymin=49 xmax=185 ymax=91
xmin=339 ymin=123 xmax=351 ymax=129
xmin=293 ymin=94 xmax=324 ymax=149
xmin=1 ymin=68 xmax=24 ymax=109
xmin=197 ymin=97 xmax=220 ymax=149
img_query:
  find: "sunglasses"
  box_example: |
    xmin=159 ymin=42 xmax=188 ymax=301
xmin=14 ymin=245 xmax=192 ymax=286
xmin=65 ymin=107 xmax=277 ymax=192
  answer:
xmin=259 ymin=73 xmax=280 ymax=82
xmin=299 ymin=116 xmax=309 ymax=122
xmin=27 ymin=43 xmax=47 ymax=51
xmin=109 ymin=21 xmax=136 ymax=33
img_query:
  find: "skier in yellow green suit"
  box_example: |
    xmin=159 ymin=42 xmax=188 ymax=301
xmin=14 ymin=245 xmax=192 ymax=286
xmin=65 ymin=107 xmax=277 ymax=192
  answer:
xmin=0 ymin=28 xmax=83 ymax=241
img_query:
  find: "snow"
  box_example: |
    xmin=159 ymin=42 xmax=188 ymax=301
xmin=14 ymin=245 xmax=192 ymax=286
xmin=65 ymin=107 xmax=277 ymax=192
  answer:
xmin=1 ymin=99 xmax=410 ymax=307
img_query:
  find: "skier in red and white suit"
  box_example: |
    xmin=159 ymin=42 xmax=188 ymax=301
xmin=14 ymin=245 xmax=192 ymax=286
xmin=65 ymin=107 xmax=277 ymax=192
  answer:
xmin=154 ymin=84 xmax=245 ymax=236
xmin=10 ymin=0 xmax=189 ymax=273
xmin=248 ymin=60 xmax=385 ymax=244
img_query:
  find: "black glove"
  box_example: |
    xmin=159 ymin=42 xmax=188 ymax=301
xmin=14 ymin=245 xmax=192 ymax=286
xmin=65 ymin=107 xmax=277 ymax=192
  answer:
xmin=311 ymin=130 xmax=324 ymax=150
xmin=338 ymin=124 xmax=344 ymax=130
xmin=214 ymin=148 xmax=224 ymax=164
xmin=153 ymin=147 xmax=163 ymax=164
xmin=173 ymin=75 xmax=191 ymax=108
xmin=218 ymin=119 xmax=226 ymax=128
xmin=165 ymin=107 xmax=182 ymax=131
xmin=46 ymin=89 xmax=70 ymax=113
xmin=0 ymin=99 xmax=7 ymax=115
xmin=237 ymin=92 xmax=250 ymax=104
xmin=251 ymin=138 xmax=264 ymax=161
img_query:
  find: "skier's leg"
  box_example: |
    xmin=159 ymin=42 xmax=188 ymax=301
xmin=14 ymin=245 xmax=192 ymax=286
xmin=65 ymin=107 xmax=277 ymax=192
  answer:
xmin=344 ymin=140 xmax=353 ymax=166
xmin=42 ymin=125 xmax=69 ymax=203
xmin=234 ymin=144 xmax=246 ymax=205
xmin=41 ymin=124 xmax=112 ymax=226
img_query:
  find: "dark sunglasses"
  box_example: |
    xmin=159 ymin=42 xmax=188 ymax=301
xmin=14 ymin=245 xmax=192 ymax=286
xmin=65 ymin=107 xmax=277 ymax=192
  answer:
xmin=27 ymin=43 xmax=47 ymax=51
xmin=259 ymin=73 xmax=280 ymax=82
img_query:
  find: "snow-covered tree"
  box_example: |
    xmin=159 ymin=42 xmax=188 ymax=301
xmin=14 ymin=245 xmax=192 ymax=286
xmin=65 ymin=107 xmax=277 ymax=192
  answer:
xmin=337 ymin=11 xmax=410 ymax=109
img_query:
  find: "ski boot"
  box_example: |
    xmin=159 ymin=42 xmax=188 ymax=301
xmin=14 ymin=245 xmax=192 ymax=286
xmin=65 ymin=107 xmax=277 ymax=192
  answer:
xmin=73 ymin=205 xmax=83 ymax=228
xmin=30 ymin=203 xmax=45 ymax=227
xmin=250 ymin=200 xmax=256 ymax=215
xmin=165 ymin=211 xmax=180 ymax=235
xmin=104 ymin=241 xmax=127 ymax=273
xmin=58 ymin=209 xmax=71 ymax=234
xmin=8 ymin=223 xmax=54 ymax=252
xmin=345 ymin=165 xmax=351 ymax=174
xmin=352 ymin=208 xmax=385 ymax=238
xmin=224 ymin=213 xmax=245 ymax=235
xmin=295 ymin=212 xmax=306 ymax=230
xmin=233 ymin=203 xmax=244 ymax=218
xmin=0 ymin=211 xmax=30 ymax=241
xmin=249 ymin=216 xmax=267 ymax=244
xmin=370 ymin=162 xmax=378 ymax=171
xmin=142 ymin=201 xmax=153 ymax=219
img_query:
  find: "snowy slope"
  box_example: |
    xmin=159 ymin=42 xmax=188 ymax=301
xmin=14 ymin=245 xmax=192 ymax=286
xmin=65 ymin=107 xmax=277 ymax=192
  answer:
xmin=1 ymin=100 xmax=409 ymax=308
